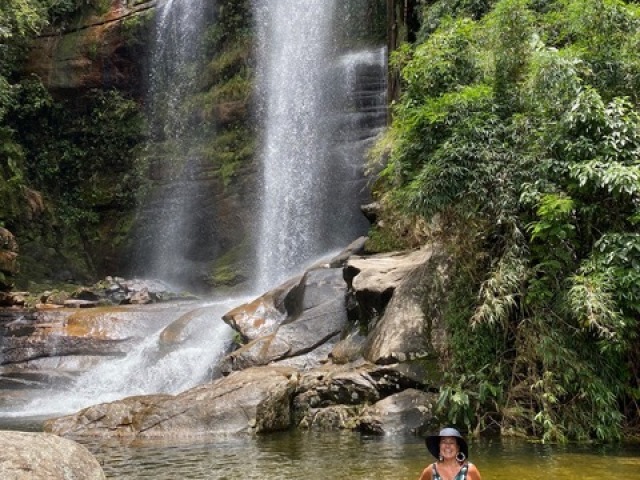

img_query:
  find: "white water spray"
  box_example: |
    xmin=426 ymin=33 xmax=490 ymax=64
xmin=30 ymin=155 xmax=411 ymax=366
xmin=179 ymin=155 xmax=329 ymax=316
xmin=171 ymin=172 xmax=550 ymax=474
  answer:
xmin=6 ymin=298 xmax=242 ymax=417
xmin=132 ymin=0 xmax=214 ymax=290
xmin=254 ymin=0 xmax=338 ymax=291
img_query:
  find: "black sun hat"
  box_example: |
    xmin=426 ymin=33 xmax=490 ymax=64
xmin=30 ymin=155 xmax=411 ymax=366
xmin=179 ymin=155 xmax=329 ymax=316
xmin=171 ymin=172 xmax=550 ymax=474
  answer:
xmin=425 ymin=427 xmax=469 ymax=460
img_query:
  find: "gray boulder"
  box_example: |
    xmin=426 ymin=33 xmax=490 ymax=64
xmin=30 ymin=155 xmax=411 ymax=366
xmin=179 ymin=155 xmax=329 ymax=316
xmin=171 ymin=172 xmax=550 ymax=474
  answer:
xmin=0 ymin=430 xmax=105 ymax=479
xmin=356 ymin=388 xmax=438 ymax=435
xmin=346 ymin=246 xmax=451 ymax=365
xmin=45 ymin=366 xmax=298 ymax=438
xmin=292 ymin=362 xmax=429 ymax=430
xmin=221 ymin=268 xmax=349 ymax=372
xmin=222 ymin=276 xmax=302 ymax=342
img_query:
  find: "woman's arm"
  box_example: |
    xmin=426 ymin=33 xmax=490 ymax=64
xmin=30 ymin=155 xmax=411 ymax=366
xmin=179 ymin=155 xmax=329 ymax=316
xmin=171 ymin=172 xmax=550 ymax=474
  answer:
xmin=418 ymin=464 xmax=433 ymax=480
xmin=467 ymin=464 xmax=482 ymax=480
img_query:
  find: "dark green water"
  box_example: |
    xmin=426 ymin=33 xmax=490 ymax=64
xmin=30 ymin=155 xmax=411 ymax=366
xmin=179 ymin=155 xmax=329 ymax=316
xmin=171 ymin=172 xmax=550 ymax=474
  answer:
xmin=2 ymin=419 xmax=639 ymax=479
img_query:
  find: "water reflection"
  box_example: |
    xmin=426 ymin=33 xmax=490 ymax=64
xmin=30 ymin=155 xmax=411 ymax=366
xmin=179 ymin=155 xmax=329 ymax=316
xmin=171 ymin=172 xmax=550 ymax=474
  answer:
xmin=69 ymin=431 xmax=640 ymax=480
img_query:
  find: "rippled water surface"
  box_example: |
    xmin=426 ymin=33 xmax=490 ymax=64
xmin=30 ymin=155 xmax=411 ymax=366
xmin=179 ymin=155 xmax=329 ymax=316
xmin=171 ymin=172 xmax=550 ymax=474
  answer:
xmin=2 ymin=419 xmax=639 ymax=479
xmin=78 ymin=431 xmax=640 ymax=479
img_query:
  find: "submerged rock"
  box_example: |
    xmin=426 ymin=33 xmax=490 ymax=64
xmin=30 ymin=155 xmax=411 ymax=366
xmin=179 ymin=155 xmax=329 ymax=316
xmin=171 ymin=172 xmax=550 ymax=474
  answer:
xmin=0 ymin=430 xmax=105 ymax=479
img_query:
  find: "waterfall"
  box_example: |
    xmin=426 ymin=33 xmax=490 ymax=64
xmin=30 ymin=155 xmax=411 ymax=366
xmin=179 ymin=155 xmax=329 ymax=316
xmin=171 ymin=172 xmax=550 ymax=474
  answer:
xmin=0 ymin=0 xmax=235 ymax=418
xmin=130 ymin=0 xmax=216 ymax=292
xmin=253 ymin=0 xmax=387 ymax=291
xmin=0 ymin=0 xmax=388 ymax=420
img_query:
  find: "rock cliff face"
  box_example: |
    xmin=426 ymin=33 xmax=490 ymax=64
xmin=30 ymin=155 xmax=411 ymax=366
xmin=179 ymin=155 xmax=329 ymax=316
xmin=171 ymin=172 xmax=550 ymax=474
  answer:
xmin=24 ymin=0 xmax=155 ymax=98
xmin=15 ymin=0 xmax=258 ymax=289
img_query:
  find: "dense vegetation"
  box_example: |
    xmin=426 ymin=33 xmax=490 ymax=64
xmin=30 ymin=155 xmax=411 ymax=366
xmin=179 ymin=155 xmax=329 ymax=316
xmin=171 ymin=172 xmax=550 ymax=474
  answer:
xmin=0 ymin=0 xmax=145 ymax=285
xmin=373 ymin=0 xmax=639 ymax=442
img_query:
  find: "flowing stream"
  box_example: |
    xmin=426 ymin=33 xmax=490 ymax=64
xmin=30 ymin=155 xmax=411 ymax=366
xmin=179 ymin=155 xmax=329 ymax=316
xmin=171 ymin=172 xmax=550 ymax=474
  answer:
xmin=1 ymin=299 xmax=242 ymax=417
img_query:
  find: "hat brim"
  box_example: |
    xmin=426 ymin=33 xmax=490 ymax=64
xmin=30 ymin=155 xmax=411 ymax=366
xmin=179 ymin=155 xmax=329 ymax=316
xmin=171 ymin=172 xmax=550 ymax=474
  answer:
xmin=424 ymin=435 xmax=469 ymax=460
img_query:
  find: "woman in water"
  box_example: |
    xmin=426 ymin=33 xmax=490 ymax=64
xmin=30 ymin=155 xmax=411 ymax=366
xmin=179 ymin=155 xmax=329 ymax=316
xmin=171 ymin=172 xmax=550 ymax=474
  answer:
xmin=418 ymin=427 xmax=482 ymax=480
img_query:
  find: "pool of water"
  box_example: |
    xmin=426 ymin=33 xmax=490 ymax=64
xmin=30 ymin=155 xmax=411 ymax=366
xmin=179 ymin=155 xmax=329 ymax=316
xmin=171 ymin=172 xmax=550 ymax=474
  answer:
xmin=3 ymin=418 xmax=637 ymax=479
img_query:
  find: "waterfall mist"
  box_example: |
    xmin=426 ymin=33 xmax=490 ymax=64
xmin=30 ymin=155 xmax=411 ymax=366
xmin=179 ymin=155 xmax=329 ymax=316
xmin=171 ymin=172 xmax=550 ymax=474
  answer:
xmin=130 ymin=0 xmax=217 ymax=292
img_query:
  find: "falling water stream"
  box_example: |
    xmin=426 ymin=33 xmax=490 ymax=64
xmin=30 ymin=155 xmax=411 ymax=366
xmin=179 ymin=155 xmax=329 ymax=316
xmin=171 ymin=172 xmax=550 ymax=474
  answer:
xmin=254 ymin=0 xmax=386 ymax=291
xmin=131 ymin=0 xmax=215 ymax=291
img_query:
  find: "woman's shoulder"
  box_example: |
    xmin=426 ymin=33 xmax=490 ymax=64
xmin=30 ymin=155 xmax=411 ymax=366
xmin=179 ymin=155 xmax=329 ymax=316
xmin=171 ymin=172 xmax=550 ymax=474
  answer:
xmin=465 ymin=462 xmax=482 ymax=480
xmin=418 ymin=463 xmax=435 ymax=480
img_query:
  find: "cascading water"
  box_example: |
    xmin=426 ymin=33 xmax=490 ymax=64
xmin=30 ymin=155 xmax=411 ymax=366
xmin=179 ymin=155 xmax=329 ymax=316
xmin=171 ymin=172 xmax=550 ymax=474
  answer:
xmin=253 ymin=0 xmax=387 ymax=291
xmin=10 ymin=299 xmax=240 ymax=417
xmin=253 ymin=0 xmax=338 ymax=291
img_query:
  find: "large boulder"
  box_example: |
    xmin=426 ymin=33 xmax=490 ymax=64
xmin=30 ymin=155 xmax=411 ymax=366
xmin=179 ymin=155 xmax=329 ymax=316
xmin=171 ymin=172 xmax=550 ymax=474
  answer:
xmin=0 ymin=307 xmax=155 ymax=366
xmin=292 ymin=362 xmax=428 ymax=430
xmin=221 ymin=267 xmax=349 ymax=372
xmin=356 ymin=389 xmax=438 ymax=435
xmin=44 ymin=366 xmax=298 ymax=437
xmin=222 ymin=276 xmax=302 ymax=342
xmin=0 ymin=430 xmax=105 ymax=479
xmin=346 ymin=245 xmax=452 ymax=365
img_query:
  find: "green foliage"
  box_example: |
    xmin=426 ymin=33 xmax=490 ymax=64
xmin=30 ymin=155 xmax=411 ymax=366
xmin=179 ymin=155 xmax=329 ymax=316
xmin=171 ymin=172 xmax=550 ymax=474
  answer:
xmin=197 ymin=0 xmax=255 ymax=190
xmin=12 ymin=84 xmax=144 ymax=213
xmin=204 ymin=0 xmax=251 ymax=54
xmin=401 ymin=18 xmax=479 ymax=100
xmin=204 ymin=36 xmax=252 ymax=88
xmin=377 ymin=0 xmax=640 ymax=441
xmin=205 ymin=71 xmax=252 ymax=104
xmin=418 ymin=0 xmax=496 ymax=40
xmin=5 ymin=80 xmax=144 ymax=267
xmin=207 ymin=242 xmax=249 ymax=288
xmin=121 ymin=8 xmax=154 ymax=47
xmin=0 ymin=0 xmax=46 ymax=40
xmin=484 ymin=0 xmax=535 ymax=111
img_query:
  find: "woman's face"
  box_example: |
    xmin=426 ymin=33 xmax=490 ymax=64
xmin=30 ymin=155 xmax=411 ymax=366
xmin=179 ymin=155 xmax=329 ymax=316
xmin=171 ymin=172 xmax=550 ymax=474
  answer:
xmin=439 ymin=436 xmax=460 ymax=460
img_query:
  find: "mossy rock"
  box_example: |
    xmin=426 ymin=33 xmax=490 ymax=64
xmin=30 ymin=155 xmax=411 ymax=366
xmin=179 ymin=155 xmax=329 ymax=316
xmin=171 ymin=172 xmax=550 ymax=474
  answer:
xmin=203 ymin=127 xmax=255 ymax=187
xmin=207 ymin=243 xmax=251 ymax=289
